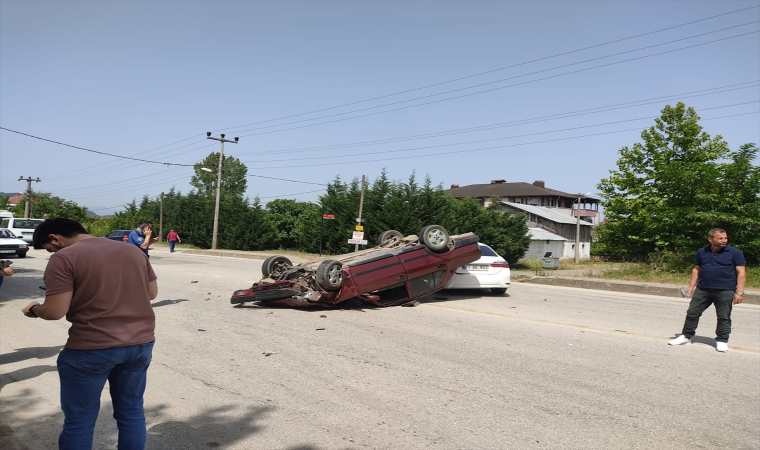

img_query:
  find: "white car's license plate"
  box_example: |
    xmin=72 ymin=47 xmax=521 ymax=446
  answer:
xmin=0 ymin=250 xmax=15 ymax=253
xmin=466 ymin=264 xmax=489 ymax=271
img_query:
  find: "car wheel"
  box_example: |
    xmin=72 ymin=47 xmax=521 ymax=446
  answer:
xmin=316 ymin=259 xmax=343 ymax=291
xmin=17 ymin=251 xmax=27 ymax=258
xmin=378 ymin=230 xmax=404 ymax=245
xmin=491 ymin=288 xmax=507 ymax=295
xmin=419 ymin=225 xmax=450 ymax=252
xmin=263 ymin=256 xmax=292 ymax=279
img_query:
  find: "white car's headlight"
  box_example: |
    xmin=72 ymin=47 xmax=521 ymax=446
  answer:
xmin=19 ymin=244 xmax=27 ymax=248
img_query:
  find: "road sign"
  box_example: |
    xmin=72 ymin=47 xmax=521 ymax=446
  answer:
xmin=352 ymin=231 xmax=364 ymax=240
xmin=347 ymin=239 xmax=368 ymax=245
xmin=355 ymin=225 xmax=364 ymax=231
xmin=322 ymin=214 xmax=335 ymax=219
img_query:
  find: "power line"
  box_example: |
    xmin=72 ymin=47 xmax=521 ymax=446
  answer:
xmin=239 ymin=102 xmax=760 ymax=164
xmin=232 ymin=81 xmax=759 ymax=156
xmin=245 ymin=174 xmax=329 ymax=186
xmin=0 ymin=127 xmax=198 ymax=167
xmin=232 ymin=30 xmax=760 ymax=138
xmin=257 ymin=189 xmax=326 ymax=200
xmin=118 ymin=6 xmax=759 ymax=158
xmin=216 ymin=5 xmax=760 ymax=133
xmin=250 ymin=111 xmax=760 ymax=170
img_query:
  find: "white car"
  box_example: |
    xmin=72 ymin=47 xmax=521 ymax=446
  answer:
xmin=0 ymin=218 xmax=44 ymax=244
xmin=444 ymin=243 xmax=511 ymax=295
xmin=0 ymin=228 xmax=30 ymax=258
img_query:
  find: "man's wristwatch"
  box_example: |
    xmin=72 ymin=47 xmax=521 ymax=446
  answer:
xmin=29 ymin=304 xmax=39 ymax=317
xmin=735 ymin=292 xmax=745 ymax=296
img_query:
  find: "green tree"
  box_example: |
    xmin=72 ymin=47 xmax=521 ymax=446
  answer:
xmin=12 ymin=192 xmax=87 ymax=221
xmin=191 ymin=152 xmax=248 ymax=198
xmin=597 ymin=103 xmax=760 ymax=266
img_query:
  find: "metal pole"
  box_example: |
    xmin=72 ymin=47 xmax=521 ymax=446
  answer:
xmin=18 ymin=177 xmax=41 ymax=218
xmin=574 ymin=193 xmax=581 ymax=264
xmin=205 ymin=134 xmax=238 ymax=250
xmin=212 ymin=141 xmax=224 ymax=250
xmin=354 ymin=175 xmax=365 ymax=252
xmin=159 ymin=192 xmax=164 ymax=243
xmin=319 ymin=206 xmax=324 ymax=256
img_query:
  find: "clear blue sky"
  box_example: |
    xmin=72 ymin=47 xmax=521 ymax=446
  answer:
xmin=1 ymin=0 xmax=758 ymax=216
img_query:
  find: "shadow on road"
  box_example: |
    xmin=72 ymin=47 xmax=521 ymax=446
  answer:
xmin=151 ymin=299 xmax=189 ymax=308
xmin=0 ymin=345 xmax=63 ymax=365
xmin=0 ymin=270 xmax=46 ymax=302
xmin=0 ymin=389 xmax=280 ymax=450
xmin=0 ymin=364 xmax=58 ymax=390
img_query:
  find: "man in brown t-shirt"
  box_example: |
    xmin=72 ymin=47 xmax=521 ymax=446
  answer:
xmin=23 ymin=218 xmax=158 ymax=449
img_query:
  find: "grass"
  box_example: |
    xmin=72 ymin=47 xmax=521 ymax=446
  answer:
xmin=514 ymin=259 xmax=759 ymax=289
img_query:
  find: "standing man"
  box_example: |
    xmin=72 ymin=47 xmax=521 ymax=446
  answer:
xmin=166 ymin=229 xmax=181 ymax=253
xmin=128 ymin=219 xmax=153 ymax=258
xmin=669 ymin=228 xmax=746 ymax=352
xmin=22 ymin=218 xmax=158 ymax=449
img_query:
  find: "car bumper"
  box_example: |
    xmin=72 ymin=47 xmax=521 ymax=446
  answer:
xmin=445 ymin=271 xmax=511 ymax=289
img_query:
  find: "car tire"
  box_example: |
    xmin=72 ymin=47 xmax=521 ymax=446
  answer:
xmin=262 ymin=256 xmax=292 ymax=279
xmin=17 ymin=251 xmax=27 ymax=258
xmin=316 ymin=259 xmax=343 ymax=291
xmin=378 ymin=230 xmax=404 ymax=245
xmin=491 ymin=288 xmax=507 ymax=295
xmin=418 ymin=225 xmax=450 ymax=253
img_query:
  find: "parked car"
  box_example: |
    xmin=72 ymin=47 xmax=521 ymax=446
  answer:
xmin=231 ymin=225 xmax=481 ymax=308
xmin=0 ymin=218 xmax=44 ymax=244
xmin=0 ymin=228 xmax=30 ymax=258
xmin=444 ymin=243 xmax=511 ymax=295
xmin=103 ymin=230 xmax=132 ymax=242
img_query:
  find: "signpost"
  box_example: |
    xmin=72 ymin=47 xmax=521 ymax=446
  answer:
xmin=319 ymin=212 xmax=335 ymax=256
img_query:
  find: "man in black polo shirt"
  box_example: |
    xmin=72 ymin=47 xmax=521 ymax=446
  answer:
xmin=669 ymin=228 xmax=746 ymax=352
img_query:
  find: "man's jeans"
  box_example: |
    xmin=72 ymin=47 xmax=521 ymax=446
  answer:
xmin=168 ymin=240 xmax=176 ymax=252
xmin=681 ymin=288 xmax=734 ymax=342
xmin=57 ymin=342 xmax=154 ymax=450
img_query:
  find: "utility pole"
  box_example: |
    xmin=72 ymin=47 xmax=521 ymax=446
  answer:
xmin=159 ymin=192 xmax=164 ymax=243
xmin=354 ymin=175 xmax=366 ymax=251
xmin=18 ymin=176 xmax=41 ymax=218
xmin=206 ymin=133 xmax=239 ymax=250
xmin=574 ymin=193 xmax=582 ymax=264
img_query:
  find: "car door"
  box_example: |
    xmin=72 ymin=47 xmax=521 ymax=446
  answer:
xmin=398 ymin=246 xmax=448 ymax=298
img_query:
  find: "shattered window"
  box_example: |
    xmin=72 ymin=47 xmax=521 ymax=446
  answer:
xmin=409 ymin=270 xmax=445 ymax=296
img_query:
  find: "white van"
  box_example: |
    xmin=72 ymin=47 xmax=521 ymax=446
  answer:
xmin=0 ymin=218 xmax=44 ymax=244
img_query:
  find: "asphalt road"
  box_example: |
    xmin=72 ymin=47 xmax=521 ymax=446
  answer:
xmin=1 ymin=248 xmax=759 ymax=450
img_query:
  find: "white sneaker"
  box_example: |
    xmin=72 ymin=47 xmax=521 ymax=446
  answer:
xmin=669 ymin=335 xmax=692 ymax=346
xmin=716 ymin=342 xmax=729 ymax=352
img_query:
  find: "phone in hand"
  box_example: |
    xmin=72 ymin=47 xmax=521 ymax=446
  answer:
xmin=0 ymin=260 xmax=12 ymax=269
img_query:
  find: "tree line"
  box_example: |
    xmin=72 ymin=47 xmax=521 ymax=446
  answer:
xmin=3 ymin=102 xmax=757 ymax=267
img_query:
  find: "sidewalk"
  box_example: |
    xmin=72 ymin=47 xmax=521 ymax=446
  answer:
xmin=176 ymin=248 xmax=759 ymax=305
xmin=513 ymin=269 xmax=759 ymax=305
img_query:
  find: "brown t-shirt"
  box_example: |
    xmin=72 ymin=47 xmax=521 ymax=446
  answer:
xmin=43 ymin=237 xmax=157 ymax=349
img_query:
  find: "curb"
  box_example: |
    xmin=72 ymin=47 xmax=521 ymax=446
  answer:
xmin=522 ymin=276 xmax=759 ymax=305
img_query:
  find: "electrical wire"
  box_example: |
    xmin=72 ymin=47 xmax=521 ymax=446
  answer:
xmin=249 ymin=111 xmax=760 ymax=170
xmin=232 ymin=81 xmax=759 ymax=156
xmin=97 ymin=6 xmax=759 ymax=158
xmin=0 ymin=127 xmax=197 ymax=167
xmin=239 ymin=101 xmax=760 ymax=164
xmin=216 ymin=5 xmax=760 ymax=132
xmin=229 ymin=24 xmax=759 ymax=136
xmin=245 ymin=174 xmax=329 ymax=186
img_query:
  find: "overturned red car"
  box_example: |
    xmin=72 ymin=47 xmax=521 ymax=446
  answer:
xmin=231 ymin=225 xmax=481 ymax=308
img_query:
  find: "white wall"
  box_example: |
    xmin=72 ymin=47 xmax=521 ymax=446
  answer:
xmin=522 ymin=240 xmax=566 ymax=261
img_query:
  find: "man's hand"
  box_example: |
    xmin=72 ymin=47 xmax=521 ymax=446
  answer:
xmin=22 ymin=301 xmax=41 ymax=318
xmin=0 ymin=267 xmax=12 ymax=277
xmin=733 ymin=293 xmax=745 ymax=305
